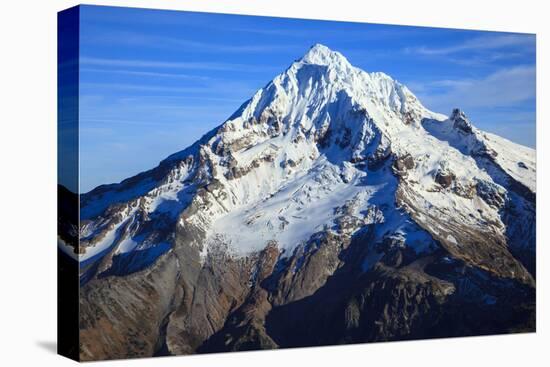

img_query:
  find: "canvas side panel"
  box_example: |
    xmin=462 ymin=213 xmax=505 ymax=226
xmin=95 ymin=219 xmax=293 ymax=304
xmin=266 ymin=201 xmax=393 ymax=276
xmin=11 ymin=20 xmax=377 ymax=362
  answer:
xmin=57 ymin=5 xmax=80 ymax=362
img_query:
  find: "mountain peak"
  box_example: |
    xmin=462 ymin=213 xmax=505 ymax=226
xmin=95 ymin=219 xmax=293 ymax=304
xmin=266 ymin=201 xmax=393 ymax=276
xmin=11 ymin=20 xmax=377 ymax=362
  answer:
xmin=74 ymin=38 xmax=536 ymax=359
xmin=300 ymin=43 xmax=349 ymax=67
xmin=450 ymin=108 xmax=474 ymax=134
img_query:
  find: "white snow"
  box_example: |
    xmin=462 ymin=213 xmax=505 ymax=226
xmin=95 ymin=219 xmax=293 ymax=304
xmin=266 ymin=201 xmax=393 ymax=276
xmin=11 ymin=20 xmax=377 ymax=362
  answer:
xmin=78 ymin=44 xmax=536 ymax=268
xmin=207 ymin=158 xmax=372 ymax=256
xmin=446 ymin=234 xmax=458 ymax=245
xmin=79 ymin=215 xmax=130 ymax=262
xmin=483 ymin=132 xmax=536 ymax=192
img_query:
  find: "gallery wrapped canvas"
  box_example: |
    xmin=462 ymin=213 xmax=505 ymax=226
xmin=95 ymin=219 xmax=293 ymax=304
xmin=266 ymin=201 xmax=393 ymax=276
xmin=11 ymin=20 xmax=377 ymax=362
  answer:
xmin=58 ymin=5 xmax=536 ymax=362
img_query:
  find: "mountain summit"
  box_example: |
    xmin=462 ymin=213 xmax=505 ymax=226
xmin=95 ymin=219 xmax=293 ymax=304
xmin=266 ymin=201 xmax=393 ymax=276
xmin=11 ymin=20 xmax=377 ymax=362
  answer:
xmin=67 ymin=44 xmax=536 ymax=360
xmin=300 ymin=43 xmax=350 ymax=65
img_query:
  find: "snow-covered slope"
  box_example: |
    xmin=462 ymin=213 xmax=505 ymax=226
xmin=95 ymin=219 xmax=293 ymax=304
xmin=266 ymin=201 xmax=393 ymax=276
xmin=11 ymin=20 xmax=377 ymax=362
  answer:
xmin=74 ymin=44 xmax=535 ymax=283
xmin=73 ymin=44 xmax=536 ymax=360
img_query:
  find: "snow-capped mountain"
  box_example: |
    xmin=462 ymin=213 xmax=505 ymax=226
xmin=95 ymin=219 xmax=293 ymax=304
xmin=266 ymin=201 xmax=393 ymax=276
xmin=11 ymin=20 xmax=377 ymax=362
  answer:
xmin=68 ymin=44 xmax=536 ymax=360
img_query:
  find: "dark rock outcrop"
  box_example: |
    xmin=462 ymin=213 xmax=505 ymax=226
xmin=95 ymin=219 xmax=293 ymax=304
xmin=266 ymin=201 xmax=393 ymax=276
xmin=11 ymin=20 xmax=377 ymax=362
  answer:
xmin=451 ymin=108 xmax=473 ymax=134
xmin=434 ymin=169 xmax=455 ymax=188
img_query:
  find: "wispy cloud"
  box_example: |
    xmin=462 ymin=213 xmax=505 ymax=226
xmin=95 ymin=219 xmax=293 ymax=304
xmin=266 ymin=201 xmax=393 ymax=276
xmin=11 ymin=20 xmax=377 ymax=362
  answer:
xmin=163 ymin=37 xmax=296 ymax=53
xmin=80 ymin=56 xmax=278 ymax=73
xmin=230 ymin=26 xmax=421 ymax=42
xmin=405 ymin=34 xmax=535 ymax=56
xmin=83 ymin=29 xmax=297 ymax=54
xmin=412 ymin=65 xmax=535 ymax=112
xmin=115 ymin=95 xmax=246 ymax=104
xmin=80 ymin=82 xmax=212 ymax=94
xmin=80 ymin=67 xmax=211 ymax=80
xmin=80 ymin=77 xmax=262 ymax=101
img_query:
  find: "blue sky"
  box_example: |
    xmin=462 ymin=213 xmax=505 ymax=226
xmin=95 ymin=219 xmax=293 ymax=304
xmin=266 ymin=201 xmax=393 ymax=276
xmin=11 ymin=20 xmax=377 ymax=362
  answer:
xmin=78 ymin=5 xmax=536 ymax=193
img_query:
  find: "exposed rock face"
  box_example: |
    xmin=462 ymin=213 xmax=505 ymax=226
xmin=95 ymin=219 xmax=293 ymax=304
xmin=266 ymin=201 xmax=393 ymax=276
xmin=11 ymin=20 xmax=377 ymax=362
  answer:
xmin=434 ymin=169 xmax=455 ymax=188
xmin=79 ymin=253 xmax=181 ymax=360
xmin=451 ymin=108 xmax=473 ymax=134
xmin=393 ymin=153 xmax=415 ymax=176
xmin=66 ymin=44 xmax=536 ymax=361
xmin=476 ymin=179 xmax=508 ymax=208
